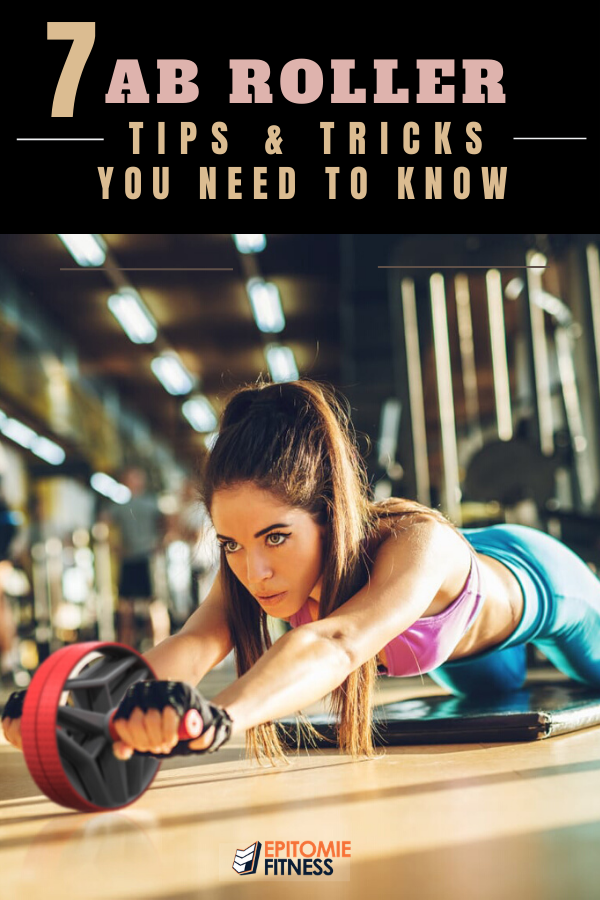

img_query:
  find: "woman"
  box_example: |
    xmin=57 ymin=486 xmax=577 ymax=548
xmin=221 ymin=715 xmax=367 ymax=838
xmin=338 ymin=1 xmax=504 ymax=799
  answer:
xmin=3 ymin=379 xmax=600 ymax=764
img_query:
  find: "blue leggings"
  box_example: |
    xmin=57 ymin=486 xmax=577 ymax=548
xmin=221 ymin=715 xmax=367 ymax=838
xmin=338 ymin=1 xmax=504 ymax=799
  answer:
xmin=428 ymin=524 xmax=600 ymax=697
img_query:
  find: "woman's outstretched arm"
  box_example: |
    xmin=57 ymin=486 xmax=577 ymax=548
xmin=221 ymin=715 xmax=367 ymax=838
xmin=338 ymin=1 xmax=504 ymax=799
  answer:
xmin=143 ymin=569 xmax=233 ymax=683
xmin=194 ymin=517 xmax=465 ymax=747
xmin=207 ymin=624 xmax=354 ymax=739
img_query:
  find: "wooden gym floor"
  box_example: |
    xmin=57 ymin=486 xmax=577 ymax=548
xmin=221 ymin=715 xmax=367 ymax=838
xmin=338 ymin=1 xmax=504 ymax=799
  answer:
xmin=1 ymin=663 xmax=599 ymax=900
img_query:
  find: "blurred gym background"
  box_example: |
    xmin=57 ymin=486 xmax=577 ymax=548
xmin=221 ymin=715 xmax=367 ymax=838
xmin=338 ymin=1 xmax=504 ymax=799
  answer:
xmin=1 ymin=233 xmax=599 ymax=703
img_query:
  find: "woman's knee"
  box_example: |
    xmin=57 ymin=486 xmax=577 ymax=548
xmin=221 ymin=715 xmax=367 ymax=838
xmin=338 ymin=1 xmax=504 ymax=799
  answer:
xmin=430 ymin=644 xmax=528 ymax=698
xmin=470 ymin=663 xmax=527 ymax=696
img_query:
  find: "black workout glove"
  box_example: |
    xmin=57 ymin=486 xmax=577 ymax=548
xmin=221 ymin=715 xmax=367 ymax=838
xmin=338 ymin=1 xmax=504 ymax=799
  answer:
xmin=113 ymin=680 xmax=234 ymax=757
xmin=1 ymin=689 xmax=27 ymax=721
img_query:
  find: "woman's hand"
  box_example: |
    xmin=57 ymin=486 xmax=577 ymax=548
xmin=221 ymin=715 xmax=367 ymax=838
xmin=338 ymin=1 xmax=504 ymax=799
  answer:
xmin=1 ymin=714 xmax=23 ymax=751
xmin=111 ymin=680 xmax=229 ymax=759
xmin=1 ymin=689 xmax=26 ymax=751
xmin=112 ymin=706 xmax=216 ymax=759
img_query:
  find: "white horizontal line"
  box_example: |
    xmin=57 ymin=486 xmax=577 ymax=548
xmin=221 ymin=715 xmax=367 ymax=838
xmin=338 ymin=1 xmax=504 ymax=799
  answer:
xmin=16 ymin=138 xmax=104 ymax=141
xmin=379 ymin=266 xmax=546 ymax=269
xmin=513 ymin=137 xmax=587 ymax=140
xmin=60 ymin=267 xmax=234 ymax=271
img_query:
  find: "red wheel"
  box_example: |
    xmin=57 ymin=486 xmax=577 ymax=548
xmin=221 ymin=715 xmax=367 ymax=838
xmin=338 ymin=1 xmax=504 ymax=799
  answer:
xmin=22 ymin=642 xmax=161 ymax=812
xmin=22 ymin=648 xmax=74 ymax=807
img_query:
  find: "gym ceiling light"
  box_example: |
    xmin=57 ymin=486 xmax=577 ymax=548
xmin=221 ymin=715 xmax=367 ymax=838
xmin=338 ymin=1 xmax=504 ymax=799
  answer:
xmin=56 ymin=234 xmax=106 ymax=266
xmin=246 ymin=278 xmax=285 ymax=333
xmin=182 ymin=396 xmax=218 ymax=432
xmin=203 ymin=432 xmax=219 ymax=451
xmin=90 ymin=473 xmax=131 ymax=505
xmin=232 ymin=234 xmax=266 ymax=254
xmin=265 ymin=344 xmax=299 ymax=383
xmin=0 ymin=411 xmax=66 ymax=465
xmin=151 ymin=352 xmax=195 ymax=396
xmin=108 ymin=289 xmax=158 ymax=344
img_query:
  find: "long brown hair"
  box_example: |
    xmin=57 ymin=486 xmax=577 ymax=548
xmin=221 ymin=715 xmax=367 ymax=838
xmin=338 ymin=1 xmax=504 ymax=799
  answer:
xmin=198 ymin=377 xmax=459 ymax=765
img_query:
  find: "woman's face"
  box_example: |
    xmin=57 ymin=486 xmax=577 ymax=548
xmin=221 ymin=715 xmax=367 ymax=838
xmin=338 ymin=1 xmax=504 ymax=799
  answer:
xmin=211 ymin=482 xmax=326 ymax=618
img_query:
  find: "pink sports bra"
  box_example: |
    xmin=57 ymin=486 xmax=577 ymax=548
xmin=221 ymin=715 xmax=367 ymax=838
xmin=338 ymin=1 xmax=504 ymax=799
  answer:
xmin=287 ymin=550 xmax=486 ymax=677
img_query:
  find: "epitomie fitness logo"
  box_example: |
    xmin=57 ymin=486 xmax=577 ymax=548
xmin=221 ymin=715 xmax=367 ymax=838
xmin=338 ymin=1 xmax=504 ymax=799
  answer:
xmin=232 ymin=839 xmax=351 ymax=877
xmin=232 ymin=841 xmax=262 ymax=875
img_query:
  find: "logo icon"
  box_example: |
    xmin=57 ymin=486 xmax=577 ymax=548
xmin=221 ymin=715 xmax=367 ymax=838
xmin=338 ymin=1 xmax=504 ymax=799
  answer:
xmin=232 ymin=841 xmax=262 ymax=875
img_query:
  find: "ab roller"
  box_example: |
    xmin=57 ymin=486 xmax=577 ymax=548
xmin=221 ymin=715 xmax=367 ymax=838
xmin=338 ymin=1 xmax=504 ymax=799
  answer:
xmin=8 ymin=642 xmax=224 ymax=813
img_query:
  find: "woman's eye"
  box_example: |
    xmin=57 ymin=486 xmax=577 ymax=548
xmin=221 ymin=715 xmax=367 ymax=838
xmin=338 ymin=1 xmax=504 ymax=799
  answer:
xmin=266 ymin=532 xmax=290 ymax=547
xmin=219 ymin=533 xmax=290 ymax=554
